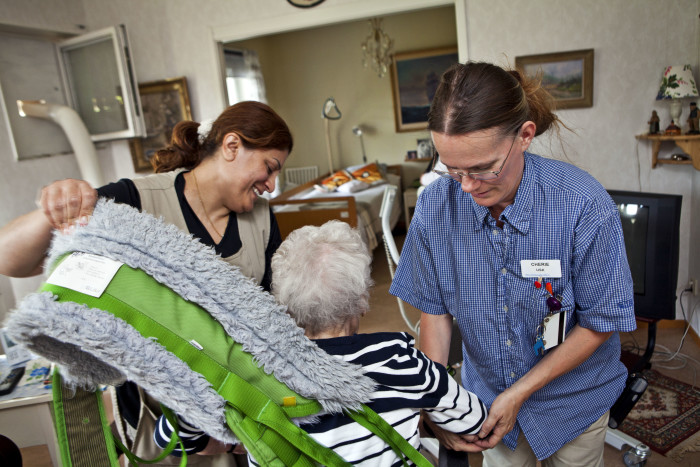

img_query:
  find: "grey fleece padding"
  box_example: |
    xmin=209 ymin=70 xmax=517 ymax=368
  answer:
xmin=6 ymin=199 xmax=375 ymax=443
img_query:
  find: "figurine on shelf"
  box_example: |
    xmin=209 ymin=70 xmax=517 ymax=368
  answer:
xmin=648 ymin=110 xmax=660 ymax=134
xmin=665 ymin=119 xmax=681 ymax=135
xmin=687 ymin=102 xmax=699 ymax=134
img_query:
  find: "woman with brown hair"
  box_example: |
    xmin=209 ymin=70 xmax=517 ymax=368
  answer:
xmin=0 ymin=100 xmax=293 ymax=464
xmin=1 ymin=100 xmax=291 ymax=288
xmin=390 ymin=62 xmax=636 ymax=466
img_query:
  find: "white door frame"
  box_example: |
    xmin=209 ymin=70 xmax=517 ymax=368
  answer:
xmin=208 ymin=0 xmax=468 ymax=107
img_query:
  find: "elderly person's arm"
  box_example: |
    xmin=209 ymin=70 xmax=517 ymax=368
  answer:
xmin=420 ymin=312 xmax=488 ymax=452
xmin=420 ymin=355 xmax=487 ymax=437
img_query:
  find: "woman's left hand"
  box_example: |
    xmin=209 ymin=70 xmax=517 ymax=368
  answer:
xmin=473 ymin=388 xmax=525 ymax=449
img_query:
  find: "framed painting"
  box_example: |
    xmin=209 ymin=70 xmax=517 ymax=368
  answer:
xmin=129 ymin=76 xmax=192 ymax=172
xmin=515 ymin=49 xmax=594 ymax=109
xmin=390 ymin=47 xmax=458 ymax=132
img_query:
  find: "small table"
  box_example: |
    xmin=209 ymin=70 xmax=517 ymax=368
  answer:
xmin=403 ymin=188 xmax=419 ymax=227
xmin=0 ymin=391 xmax=59 ymax=466
xmin=0 ymin=357 xmax=58 ymax=466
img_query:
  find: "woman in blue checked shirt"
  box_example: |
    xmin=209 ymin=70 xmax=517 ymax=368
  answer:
xmin=390 ymin=61 xmax=636 ymax=466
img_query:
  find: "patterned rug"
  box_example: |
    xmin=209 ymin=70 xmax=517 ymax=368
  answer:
xmin=618 ymin=369 xmax=700 ymax=459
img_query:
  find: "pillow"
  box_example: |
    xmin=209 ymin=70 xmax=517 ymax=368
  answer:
xmin=350 ymin=162 xmax=384 ymax=186
xmin=336 ymin=179 xmax=369 ymax=194
xmin=319 ymin=170 xmax=353 ymax=191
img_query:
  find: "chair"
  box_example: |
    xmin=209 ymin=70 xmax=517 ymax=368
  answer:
xmin=379 ymin=185 xmax=465 ymax=364
xmin=379 ymin=185 xmax=419 ymax=334
xmin=380 ymin=185 xmax=469 ymax=465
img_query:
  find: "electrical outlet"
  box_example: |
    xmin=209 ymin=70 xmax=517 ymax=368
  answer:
xmin=690 ymin=278 xmax=699 ymax=296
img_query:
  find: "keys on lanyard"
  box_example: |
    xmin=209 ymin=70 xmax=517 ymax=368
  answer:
xmin=533 ymin=278 xmax=563 ymax=356
xmin=533 ymin=325 xmax=546 ymax=356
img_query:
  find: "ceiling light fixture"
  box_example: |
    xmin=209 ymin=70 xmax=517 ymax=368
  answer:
xmin=361 ymin=18 xmax=394 ymax=78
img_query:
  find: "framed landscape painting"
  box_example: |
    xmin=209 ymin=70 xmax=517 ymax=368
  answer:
xmin=390 ymin=47 xmax=458 ymax=132
xmin=515 ymin=49 xmax=594 ymax=109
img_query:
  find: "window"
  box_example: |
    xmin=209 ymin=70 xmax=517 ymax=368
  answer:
xmin=224 ymin=49 xmax=267 ymax=105
xmin=57 ymin=25 xmax=145 ymax=141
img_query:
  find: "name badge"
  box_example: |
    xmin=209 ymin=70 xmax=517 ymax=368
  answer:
xmin=520 ymin=260 xmax=561 ymax=278
xmin=47 ymin=252 xmax=123 ymax=298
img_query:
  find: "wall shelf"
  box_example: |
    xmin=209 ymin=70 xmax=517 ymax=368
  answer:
xmin=636 ymin=133 xmax=700 ymax=170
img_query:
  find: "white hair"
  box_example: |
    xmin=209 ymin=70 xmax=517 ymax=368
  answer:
xmin=271 ymin=221 xmax=373 ymax=336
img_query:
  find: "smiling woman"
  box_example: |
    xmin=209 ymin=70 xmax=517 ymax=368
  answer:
xmin=0 ymin=100 xmax=294 ymax=467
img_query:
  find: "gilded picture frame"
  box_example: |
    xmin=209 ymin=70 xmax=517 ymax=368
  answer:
xmin=390 ymin=47 xmax=459 ymax=132
xmin=129 ymin=77 xmax=192 ymax=172
xmin=515 ymin=49 xmax=594 ymax=110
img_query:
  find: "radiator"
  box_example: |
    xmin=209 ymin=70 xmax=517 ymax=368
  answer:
xmin=285 ymin=166 xmax=318 ymax=185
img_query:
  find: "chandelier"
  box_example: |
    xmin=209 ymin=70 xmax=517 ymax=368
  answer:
xmin=361 ymin=18 xmax=394 ymax=78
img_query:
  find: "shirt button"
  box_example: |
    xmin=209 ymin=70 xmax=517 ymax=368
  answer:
xmin=506 ymin=339 xmax=512 ymax=346
xmin=493 ymin=229 xmax=499 ymax=236
xmin=501 ymin=268 xmax=507 ymax=274
xmin=510 ymin=372 xmax=516 ymax=378
xmin=503 ymin=305 xmax=509 ymax=312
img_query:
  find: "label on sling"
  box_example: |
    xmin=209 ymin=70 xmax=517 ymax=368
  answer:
xmin=47 ymin=252 xmax=123 ymax=298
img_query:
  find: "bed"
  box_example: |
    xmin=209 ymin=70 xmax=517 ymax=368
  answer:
xmin=270 ymin=164 xmax=402 ymax=250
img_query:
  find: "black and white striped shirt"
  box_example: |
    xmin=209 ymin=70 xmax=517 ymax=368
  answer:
xmin=155 ymin=332 xmax=487 ymax=466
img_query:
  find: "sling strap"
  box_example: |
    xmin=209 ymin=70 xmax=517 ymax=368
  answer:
xmin=52 ymin=370 xmax=121 ymax=467
xmin=9 ymin=199 xmax=435 ymax=466
xmin=347 ymin=406 xmax=433 ymax=467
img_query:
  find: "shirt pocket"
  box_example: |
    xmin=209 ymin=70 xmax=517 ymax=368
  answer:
xmin=527 ymin=279 xmax=575 ymax=331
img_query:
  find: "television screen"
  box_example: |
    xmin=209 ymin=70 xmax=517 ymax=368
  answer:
xmin=607 ymin=190 xmax=682 ymax=321
xmin=617 ymin=202 xmax=649 ymax=295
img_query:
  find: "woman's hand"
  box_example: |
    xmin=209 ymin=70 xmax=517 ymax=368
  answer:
xmin=38 ymin=179 xmax=97 ymax=233
xmin=422 ymin=413 xmax=485 ymax=452
xmin=473 ymin=388 xmax=525 ymax=449
xmin=470 ymin=326 xmax=613 ymax=450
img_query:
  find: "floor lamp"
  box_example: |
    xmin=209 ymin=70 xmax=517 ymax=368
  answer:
xmin=321 ymin=97 xmax=341 ymax=174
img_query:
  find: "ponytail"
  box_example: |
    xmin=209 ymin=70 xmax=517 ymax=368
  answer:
xmin=508 ymin=69 xmax=560 ymax=137
xmin=150 ymin=101 xmax=293 ymax=174
xmin=429 ymin=61 xmax=565 ymax=138
xmin=151 ymin=121 xmax=203 ymax=173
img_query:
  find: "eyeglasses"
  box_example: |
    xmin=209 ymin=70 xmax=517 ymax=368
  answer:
xmin=433 ymin=132 xmax=518 ymax=182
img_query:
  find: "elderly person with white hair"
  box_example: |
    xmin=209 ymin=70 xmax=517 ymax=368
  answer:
xmin=155 ymin=220 xmax=486 ymax=464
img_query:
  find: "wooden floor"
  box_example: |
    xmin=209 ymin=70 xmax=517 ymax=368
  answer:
xmin=19 ymin=444 xmax=52 ymax=467
xmin=16 ymin=236 xmax=700 ymax=466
